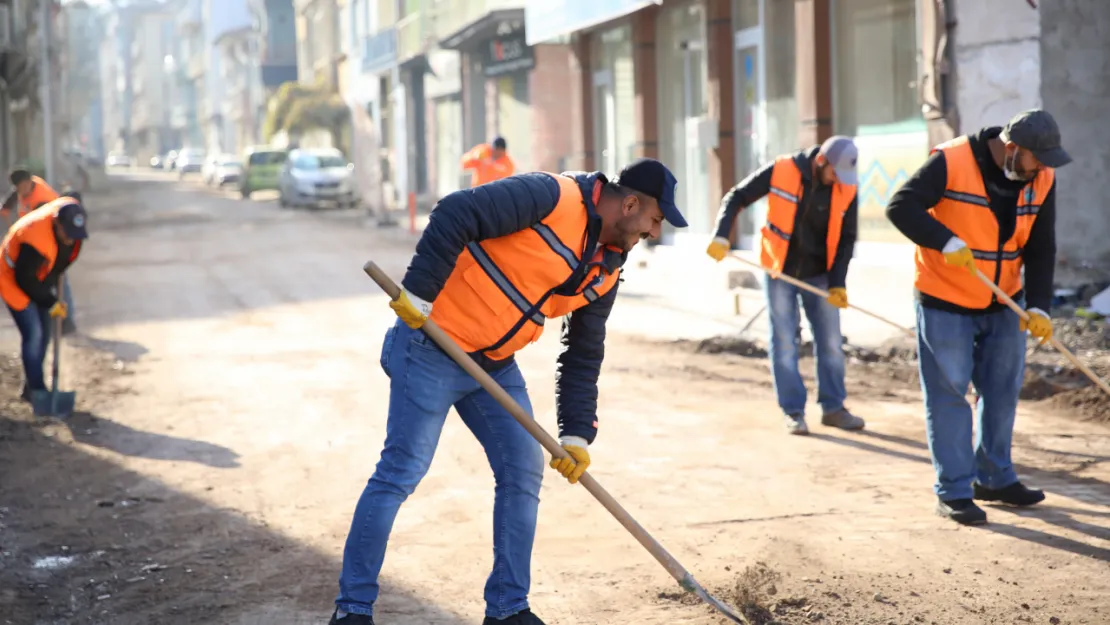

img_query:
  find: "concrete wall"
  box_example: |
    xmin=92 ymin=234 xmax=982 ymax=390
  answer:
xmin=952 ymin=0 xmax=1041 ymax=133
xmin=1040 ymin=1 xmax=1110 ymax=282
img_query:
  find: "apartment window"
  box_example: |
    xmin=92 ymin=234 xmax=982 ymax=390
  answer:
xmin=833 ymin=0 xmax=921 ymax=135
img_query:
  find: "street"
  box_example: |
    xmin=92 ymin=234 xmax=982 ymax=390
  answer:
xmin=1 ymin=172 xmax=1109 ymax=625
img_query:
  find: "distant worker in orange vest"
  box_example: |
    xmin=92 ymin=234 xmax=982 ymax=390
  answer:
xmin=329 ymin=158 xmax=686 ymax=625
xmin=3 ymin=169 xmax=60 ymax=220
xmin=706 ymin=136 xmax=865 ymax=436
xmin=886 ymin=109 xmax=1071 ymax=526
xmin=461 ymin=135 xmax=515 ymax=187
xmin=0 ymin=194 xmax=88 ymax=402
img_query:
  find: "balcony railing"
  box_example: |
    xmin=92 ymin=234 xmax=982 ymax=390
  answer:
xmin=395 ymin=10 xmax=429 ymax=62
xmin=362 ymin=28 xmax=397 ymax=73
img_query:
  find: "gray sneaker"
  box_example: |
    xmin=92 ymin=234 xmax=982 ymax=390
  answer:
xmin=784 ymin=414 xmax=809 ymax=435
xmin=821 ymin=408 xmax=865 ymax=431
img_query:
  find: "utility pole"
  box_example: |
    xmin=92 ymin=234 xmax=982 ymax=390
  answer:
xmin=40 ymin=0 xmax=55 ymax=185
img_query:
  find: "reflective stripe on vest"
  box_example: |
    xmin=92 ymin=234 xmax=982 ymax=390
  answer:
xmin=428 ymin=173 xmax=620 ymax=362
xmin=758 ymin=156 xmax=856 ymax=274
xmin=913 ymin=135 xmax=1055 ymax=309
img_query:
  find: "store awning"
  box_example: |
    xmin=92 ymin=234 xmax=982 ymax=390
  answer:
xmin=523 ymin=0 xmax=662 ymax=45
xmin=439 ymin=8 xmax=526 ymax=51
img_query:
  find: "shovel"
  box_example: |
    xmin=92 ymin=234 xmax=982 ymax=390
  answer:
xmin=363 ymin=261 xmax=749 ymax=624
xmin=31 ymin=275 xmax=76 ymax=418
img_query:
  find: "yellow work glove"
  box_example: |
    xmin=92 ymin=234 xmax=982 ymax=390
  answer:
xmin=706 ymin=236 xmax=730 ymax=262
xmin=826 ymin=287 xmax=849 ymax=309
xmin=48 ymin=301 xmax=67 ymax=319
xmin=941 ymin=237 xmax=977 ymax=275
xmin=389 ymin=290 xmax=432 ymax=329
xmin=1020 ymin=308 xmax=1053 ymax=344
xmin=549 ymin=436 xmax=591 ymax=484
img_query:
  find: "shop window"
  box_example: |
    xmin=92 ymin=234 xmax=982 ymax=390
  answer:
xmin=832 ymin=0 xmax=921 ymax=136
xmin=591 ymin=25 xmax=636 ymax=173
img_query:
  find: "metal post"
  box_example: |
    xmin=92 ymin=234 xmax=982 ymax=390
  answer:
xmin=40 ymin=0 xmax=55 ymax=185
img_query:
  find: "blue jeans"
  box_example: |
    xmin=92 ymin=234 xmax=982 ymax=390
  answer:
xmin=8 ymin=303 xmax=51 ymax=392
xmin=764 ymin=273 xmax=847 ymax=417
xmin=336 ymin=319 xmax=544 ymax=619
xmin=916 ymin=302 xmax=1025 ymax=500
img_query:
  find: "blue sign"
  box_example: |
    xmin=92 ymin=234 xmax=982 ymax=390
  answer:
xmin=524 ymin=0 xmax=662 ymax=46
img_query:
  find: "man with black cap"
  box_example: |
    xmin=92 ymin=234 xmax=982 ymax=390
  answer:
xmin=329 ymin=158 xmax=685 ymax=625
xmin=461 ymin=135 xmax=515 ymax=187
xmin=0 ymin=195 xmax=88 ymax=402
xmin=886 ymin=109 xmax=1071 ymax=525
xmin=706 ymin=135 xmax=865 ymax=436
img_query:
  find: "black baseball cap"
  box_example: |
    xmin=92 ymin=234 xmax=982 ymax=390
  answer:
xmin=55 ymin=201 xmax=88 ymax=240
xmin=611 ymin=158 xmax=687 ymax=228
xmin=1000 ymin=109 xmax=1072 ymax=168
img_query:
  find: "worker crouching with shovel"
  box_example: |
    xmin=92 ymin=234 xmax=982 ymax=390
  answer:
xmin=0 ymin=195 xmax=86 ymax=413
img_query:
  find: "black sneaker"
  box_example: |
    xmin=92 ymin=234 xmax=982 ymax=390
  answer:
xmin=936 ymin=498 xmax=988 ymax=525
xmin=328 ymin=609 xmax=374 ymax=625
xmin=482 ymin=608 xmax=547 ymax=625
xmin=973 ymin=481 xmax=1045 ymax=507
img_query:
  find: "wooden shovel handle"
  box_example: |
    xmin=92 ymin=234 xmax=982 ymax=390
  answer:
xmin=974 ymin=269 xmax=1110 ymax=400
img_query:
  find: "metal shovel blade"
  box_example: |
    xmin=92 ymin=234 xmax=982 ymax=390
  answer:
xmin=683 ymin=573 xmax=749 ymax=624
xmin=30 ymin=388 xmax=76 ymax=418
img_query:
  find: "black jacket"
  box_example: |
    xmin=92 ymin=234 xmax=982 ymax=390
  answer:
xmin=885 ymin=126 xmax=1056 ymax=314
xmin=401 ymin=171 xmax=625 ymax=444
xmin=713 ymin=146 xmax=859 ymax=288
xmin=12 ymin=237 xmax=74 ymax=309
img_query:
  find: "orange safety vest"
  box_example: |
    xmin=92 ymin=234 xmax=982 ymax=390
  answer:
xmin=914 ymin=135 xmax=1055 ymax=309
xmin=0 ymin=198 xmax=83 ymax=311
xmin=430 ymin=173 xmax=622 ymax=362
xmin=19 ymin=176 xmax=59 ymax=216
xmin=461 ymin=144 xmax=515 ymax=187
xmin=759 ymin=156 xmax=855 ymax=273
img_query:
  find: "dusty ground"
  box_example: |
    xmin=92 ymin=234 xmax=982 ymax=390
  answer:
xmin=1 ymin=173 xmax=1109 ymax=625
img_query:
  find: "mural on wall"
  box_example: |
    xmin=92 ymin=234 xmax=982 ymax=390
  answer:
xmin=853 ymin=130 xmax=930 ymax=243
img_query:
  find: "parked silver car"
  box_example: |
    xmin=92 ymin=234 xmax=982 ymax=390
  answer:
xmin=278 ymin=148 xmax=358 ymax=210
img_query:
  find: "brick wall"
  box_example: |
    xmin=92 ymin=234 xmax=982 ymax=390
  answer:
xmin=528 ymin=43 xmax=578 ymax=173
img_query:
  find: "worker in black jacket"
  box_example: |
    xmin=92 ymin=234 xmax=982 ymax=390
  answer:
xmin=330 ymin=158 xmax=686 ymax=625
xmin=707 ymin=136 xmax=865 ymax=436
xmin=886 ymin=109 xmax=1069 ymax=525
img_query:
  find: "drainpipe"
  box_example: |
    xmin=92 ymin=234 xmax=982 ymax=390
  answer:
xmin=41 ymin=0 xmax=55 ymax=184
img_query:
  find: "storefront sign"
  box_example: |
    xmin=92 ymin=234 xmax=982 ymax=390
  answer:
xmin=482 ymin=31 xmax=535 ymax=77
xmin=524 ymin=0 xmax=662 ymax=45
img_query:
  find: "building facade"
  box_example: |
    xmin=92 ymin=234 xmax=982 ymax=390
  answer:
xmin=130 ymin=7 xmax=178 ymax=164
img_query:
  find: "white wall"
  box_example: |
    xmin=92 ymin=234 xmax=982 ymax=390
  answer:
xmin=952 ymin=0 xmax=1041 ymax=132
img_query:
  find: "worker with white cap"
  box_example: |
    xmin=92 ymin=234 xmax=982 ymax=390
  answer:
xmin=707 ymin=135 xmax=865 ymax=436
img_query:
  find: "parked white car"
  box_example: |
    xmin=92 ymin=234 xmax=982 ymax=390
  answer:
xmin=203 ymin=154 xmax=243 ymax=187
xmin=277 ymin=148 xmax=358 ymax=210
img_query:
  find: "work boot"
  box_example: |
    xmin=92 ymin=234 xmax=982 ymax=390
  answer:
xmin=19 ymin=385 xmax=32 ymax=403
xmin=821 ymin=408 xmax=865 ymax=431
xmin=482 ymin=609 xmax=547 ymax=625
xmin=784 ymin=413 xmax=809 ymax=436
xmin=936 ymin=498 xmax=988 ymax=525
xmin=973 ymin=481 xmax=1045 ymax=507
xmin=328 ymin=609 xmax=374 ymax=625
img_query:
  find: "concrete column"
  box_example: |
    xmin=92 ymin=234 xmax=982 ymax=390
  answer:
xmin=706 ymin=0 xmax=734 ymax=222
xmin=631 ymin=6 xmax=658 ymax=160
xmin=794 ymin=0 xmax=832 ymax=146
xmin=571 ymin=33 xmax=595 ymax=171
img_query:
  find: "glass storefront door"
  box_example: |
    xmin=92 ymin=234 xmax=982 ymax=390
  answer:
xmin=591 ymin=24 xmax=636 ymax=174
xmin=657 ymin=2 xmax=709 ymax=242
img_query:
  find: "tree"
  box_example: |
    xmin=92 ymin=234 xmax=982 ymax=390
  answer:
xmin=262 ymin=80 xmax=350 ymax=149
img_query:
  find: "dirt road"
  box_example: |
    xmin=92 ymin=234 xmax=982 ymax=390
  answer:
xmin=1 ymin=174 xmax=1108 ymax=625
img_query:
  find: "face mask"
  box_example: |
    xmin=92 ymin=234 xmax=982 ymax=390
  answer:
xmin=1003 ymin=148 xmax=1035 ymax=182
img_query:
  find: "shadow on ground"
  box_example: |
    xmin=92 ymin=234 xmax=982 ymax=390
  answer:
xmin=61 ymin=411 xmax=241 ymax=468
xmin=0 ymin=414 xmax=470 ymax=625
